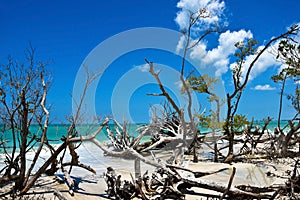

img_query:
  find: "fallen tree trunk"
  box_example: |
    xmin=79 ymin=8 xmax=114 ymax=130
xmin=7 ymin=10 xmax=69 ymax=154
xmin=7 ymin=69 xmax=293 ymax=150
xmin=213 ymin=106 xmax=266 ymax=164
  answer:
xmin=179 ymin=176 xmax=272 ymax=199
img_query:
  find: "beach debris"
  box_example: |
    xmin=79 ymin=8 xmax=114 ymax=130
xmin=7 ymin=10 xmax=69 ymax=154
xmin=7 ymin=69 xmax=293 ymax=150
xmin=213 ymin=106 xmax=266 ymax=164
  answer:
xmin=53 ymin=189 xmax=68 ymax=200
xmin=285 ymin=159 xmax=300 ymax=198
xmin=63 ymin=169 xmax=76 ymax=196
xmin=104 ymin=164 xmax=291 ymax=199
xmin=104 ymin=167 xmax=136 ymax=199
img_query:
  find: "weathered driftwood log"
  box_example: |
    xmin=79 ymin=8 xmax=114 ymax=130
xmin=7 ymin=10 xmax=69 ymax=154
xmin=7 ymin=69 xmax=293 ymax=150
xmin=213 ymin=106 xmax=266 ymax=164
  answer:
xmin=178 ymin=175 xmax=272 ymax=199
xmin=104 ymin=165 xmax=278 ymax=199
xmin=166 ymin=164 xmax=228 ymax=178
xmin=220 ymin=167 xmax=236 ymax=200
xmin=62 ymin=162 xmax=96 ymax=174
xmin=53 ymin=189 xmax=68 ymax=200
xmin=63 ymin=169 xmax=75 ymax=196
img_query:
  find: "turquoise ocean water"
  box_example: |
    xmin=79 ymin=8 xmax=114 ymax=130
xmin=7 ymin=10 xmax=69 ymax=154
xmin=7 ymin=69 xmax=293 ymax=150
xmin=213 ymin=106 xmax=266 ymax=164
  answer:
xmin=0 ymin=120 xmax=289 ymax=151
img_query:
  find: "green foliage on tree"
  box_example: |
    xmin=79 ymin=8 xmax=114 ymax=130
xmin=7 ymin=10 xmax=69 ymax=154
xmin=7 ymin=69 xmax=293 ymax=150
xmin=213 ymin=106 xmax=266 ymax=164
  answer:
xmin=231 ymin=114 xmax=250 ymax=133
xmin=188 ymin=74 xmax=219 ymax=94
xmin=272 ymin=36 xmax=300 ymax=127
xmin=231 ymin=38 xmax=258 ymax=89
xmin=187 ymin=74 xmax=223 ymax=131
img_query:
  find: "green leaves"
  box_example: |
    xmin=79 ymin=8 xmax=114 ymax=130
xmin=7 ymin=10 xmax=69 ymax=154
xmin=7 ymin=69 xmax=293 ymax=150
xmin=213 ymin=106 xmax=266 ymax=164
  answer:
xmin=187 ymin=74 xmax=219 ymax=95
xmin=271 ymin=71 xmax=285 ymax=82
xmin=232 ymin=114 xmax=250 ymax=132
xmin=234 ymin=38 xmax=258 ymax=60
xmin=231 ymin=38 xmax=259 ymax=90
xmin=276 ymin=39 xmax=300 ymax=69
xmin=187 ymin=74 xmax=223 ymax=130
xmin=198 ymin=111 xmax=223 ymax=131
xmin=273 ymin=37 xmax=300 ymax=114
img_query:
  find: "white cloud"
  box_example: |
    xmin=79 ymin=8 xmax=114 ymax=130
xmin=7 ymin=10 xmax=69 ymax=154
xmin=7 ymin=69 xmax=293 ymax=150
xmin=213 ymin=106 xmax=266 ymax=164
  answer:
xmin=137 ymin=64 xmax=149 ymax=72
xmin=175 ymin=0 xmax=225 ymax=31
xmin=189 ymin=40 xmax=207 ymax=60
xmin=189 ymin=29 xmax=253 ymax=76
xmin=183 ymin=28 xmax=281 ymax=80
xmin=252 ymin=84 xmax=276 ymax=91
xmin=175 ymin=11 xmax=189 ymax=31
xmin=176 ymin=35 xmax=186 ymax=53
xmin=207 ymin=30 xmax=253 ymax=76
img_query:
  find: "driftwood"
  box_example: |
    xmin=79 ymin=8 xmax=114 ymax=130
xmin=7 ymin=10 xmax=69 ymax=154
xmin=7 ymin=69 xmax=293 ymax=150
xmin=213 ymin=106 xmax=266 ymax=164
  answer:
xmin=166 ymin=164 xmax=227 ymax=178
xmin=96 ymin=117 xmax=300 ymax=199
xmin=62 ymin=162 xmax=96 ymax=174
xmin=96 ymin=115 xmax=300 ymax=200
xmin=203 ymin=118 xmax=300 ymax=163
xmin=104 ymin=167 xmax=135 ymax=199
xmin=220 ymin=167 xmax=236 ymax=199
xmin=53 ymin=189 xmax=68 ymax=200
xmin=285 ymin=159 xmax=300 ymax=198
xmin=104 ymin=165 xmax=280 ymax=199
xmin=63 ymin=169 xmax=75 ymax=196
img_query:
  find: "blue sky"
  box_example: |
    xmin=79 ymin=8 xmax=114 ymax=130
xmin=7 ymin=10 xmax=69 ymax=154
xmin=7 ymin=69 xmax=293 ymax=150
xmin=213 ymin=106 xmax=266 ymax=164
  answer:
xmin=0 ymin=0 xmax=299 ymax=123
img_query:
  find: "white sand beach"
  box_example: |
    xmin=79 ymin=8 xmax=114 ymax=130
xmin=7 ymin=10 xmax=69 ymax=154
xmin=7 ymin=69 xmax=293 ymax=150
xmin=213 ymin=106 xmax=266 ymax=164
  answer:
xmin=0 ymin=141 xmax=293 ymax=200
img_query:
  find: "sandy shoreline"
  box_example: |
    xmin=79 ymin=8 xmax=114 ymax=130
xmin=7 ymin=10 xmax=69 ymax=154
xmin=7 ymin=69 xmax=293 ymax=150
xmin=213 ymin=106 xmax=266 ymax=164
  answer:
xmin=0 ymin=141 xmax=294 ymax=199
xmin=19 ymin=159 xmax=289 ymax=200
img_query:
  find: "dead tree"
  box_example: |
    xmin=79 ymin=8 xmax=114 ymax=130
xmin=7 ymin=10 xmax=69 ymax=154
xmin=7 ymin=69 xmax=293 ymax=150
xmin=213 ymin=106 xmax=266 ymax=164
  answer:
xmin=21 ymin=65 xmax=102 ymax=195
xmin=142 ymin=9 xmax=221 ymax=164
xmin=0 ymin=52 xmax=107 ymax=197
xmin=233 ymin=117 xmax=273 ymax=157
xmin=20 ymin=118 xmax=110 ymax=194
xmin=0 ymin=47 xmax=51 ymax=192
